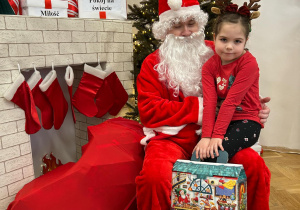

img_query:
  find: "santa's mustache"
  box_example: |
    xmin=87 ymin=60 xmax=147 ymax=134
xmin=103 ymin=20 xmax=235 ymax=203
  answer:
xmin=166 ymin=30 xmax=203 ymax=41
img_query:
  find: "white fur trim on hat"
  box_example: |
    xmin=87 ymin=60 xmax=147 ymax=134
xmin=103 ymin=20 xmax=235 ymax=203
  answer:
xmin=65 ymin=66 xmax=74 ymax=87
xmin=39 ymin=70 xmax=57 ymax=92
xmin=4 ymin=74 xmax=25 ymax=101
xmin=84 ymin=64 xmax=106 ymax=79
xmin=27 ymin=70 xmax=42 ymax=90
xmin=152 ymin=5 xmax=208 ymax=40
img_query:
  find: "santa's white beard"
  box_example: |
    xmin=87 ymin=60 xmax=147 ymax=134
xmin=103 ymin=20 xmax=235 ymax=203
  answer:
xmin=155 ymin=31 xmax=213 ymax=97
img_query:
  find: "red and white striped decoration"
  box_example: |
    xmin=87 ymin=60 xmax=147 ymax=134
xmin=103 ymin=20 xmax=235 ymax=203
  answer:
xmin=8 ymin=0 xmax=22 ymax=15
xmin=68 ymin=0 xmax=78 ymax=17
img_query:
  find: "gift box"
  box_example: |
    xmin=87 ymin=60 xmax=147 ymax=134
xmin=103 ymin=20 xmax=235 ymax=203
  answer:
xmin=78 ymin=0 xmax=127 ymax=20
xmin=21 ymin=0 xmax=68 ymax=17
xmin=171 ymin=160 xmax=247 ymax=210
xmin=68 ymin=0 xmax=78 ymax=17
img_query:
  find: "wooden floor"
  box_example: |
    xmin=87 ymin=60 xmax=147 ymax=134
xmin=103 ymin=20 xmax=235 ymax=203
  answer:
xmin=262 ymin=150 xmax=300 ymax=209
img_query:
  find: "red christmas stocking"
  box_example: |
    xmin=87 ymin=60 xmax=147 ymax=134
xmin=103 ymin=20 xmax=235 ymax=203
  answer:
xmin=105 ymin=69 xmax=128 ymax=116
xmin=72 ymin=64 xmax=106 ymax=117
xmin=4 ymin=74 xmax=41 ymax=134
xmin=94 ymin=65 xmax=114 ymax=118
xmin=65 ymin=66 xmax=76 ymax=123
xmin=27 ymin=70 xmax=53 ymax=130
xmin=39 ymin=70 xmax=68 ymax=130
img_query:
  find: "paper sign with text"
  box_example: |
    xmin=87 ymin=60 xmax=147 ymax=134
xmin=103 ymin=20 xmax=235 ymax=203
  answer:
xmin=78 ymin=0 xmax=127 ymax=20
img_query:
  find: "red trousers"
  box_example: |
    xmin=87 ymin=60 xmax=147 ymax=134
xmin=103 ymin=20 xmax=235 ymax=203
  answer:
xmin=136 ymin=140 xmax=270 ymax=210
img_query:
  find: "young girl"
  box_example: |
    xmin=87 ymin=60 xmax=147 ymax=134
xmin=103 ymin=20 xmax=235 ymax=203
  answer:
xmin=193 ymin=2 xmax=263 ymax=161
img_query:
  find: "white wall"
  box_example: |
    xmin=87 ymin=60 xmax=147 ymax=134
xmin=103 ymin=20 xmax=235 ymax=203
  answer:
xmin=127 ymin=0 xmax=141 ymax=7
xmin=235 ymin=0 xmax=300 ymax=149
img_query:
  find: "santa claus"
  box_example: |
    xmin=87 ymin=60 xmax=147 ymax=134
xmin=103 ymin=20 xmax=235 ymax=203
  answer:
xmin=135 ymin=0 xmax=271 ymax=209
xmin=178 ymin=189 xmax=190 ymax=204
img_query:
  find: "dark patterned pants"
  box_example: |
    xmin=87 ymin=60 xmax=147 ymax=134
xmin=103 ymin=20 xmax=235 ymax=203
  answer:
xmin=222 ymin=119 xmax=261 ymax=159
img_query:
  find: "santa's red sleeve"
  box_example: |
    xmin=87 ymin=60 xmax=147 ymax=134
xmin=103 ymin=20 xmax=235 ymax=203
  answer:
xmin=137 ymin=51 xmax=202 ymax=128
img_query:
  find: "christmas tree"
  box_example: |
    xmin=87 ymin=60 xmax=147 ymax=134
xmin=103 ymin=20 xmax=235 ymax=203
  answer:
xmin=125 ymin=0 xmax=160 ymax=121
xmin=125 ymin=0 xmax=231 ymax=121
xmin=0 ymin=0 xmax=16 ymax=14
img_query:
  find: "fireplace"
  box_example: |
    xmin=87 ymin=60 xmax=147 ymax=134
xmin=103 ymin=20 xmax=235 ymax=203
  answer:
xmin=0 ymin=15 xmax=133 ymax=209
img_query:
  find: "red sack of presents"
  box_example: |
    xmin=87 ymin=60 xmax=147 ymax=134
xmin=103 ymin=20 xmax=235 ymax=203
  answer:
xmin=8 ymin=118 xmax=145 ymax=210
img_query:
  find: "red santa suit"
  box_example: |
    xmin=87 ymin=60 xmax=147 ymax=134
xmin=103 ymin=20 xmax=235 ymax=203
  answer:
xmin=135 ymin=43 xmax=270 ymax=210
xmin=136 ymin=49 xmax=201 ymax=210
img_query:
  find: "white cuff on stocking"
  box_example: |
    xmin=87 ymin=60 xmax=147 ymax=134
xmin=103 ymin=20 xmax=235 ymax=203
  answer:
xmin=65 ymin=66 xmax=74 ymax=87
xmin=27 ymin=70 xmax=42 ymax=90
xmin=39 ymin=70 xmax=57 ymax=92
xmin=84 ymin=64 xmax=106 ymax=79
xmin=104 ymin=66 xmax=115 ymax=77
xmin=4 ymin=74 xmax=25 ymax=101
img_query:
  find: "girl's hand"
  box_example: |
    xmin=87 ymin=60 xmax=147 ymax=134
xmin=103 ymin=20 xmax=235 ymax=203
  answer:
xmin=193 ymin=138 xmax=210 ymax=160
xmin=207 ymin=138 xmax=224 ymax=159
xmin=259 ymin=97 xmax=271 ymax=124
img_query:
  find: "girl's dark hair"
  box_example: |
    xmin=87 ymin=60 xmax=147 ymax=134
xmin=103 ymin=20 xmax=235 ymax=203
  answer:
xmin=213 ymin=13 xmax=251 ymax=39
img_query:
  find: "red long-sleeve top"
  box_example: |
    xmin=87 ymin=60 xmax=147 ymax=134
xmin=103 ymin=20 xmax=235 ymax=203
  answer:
xmin=201 ymin=50 xmax=263 ymax=139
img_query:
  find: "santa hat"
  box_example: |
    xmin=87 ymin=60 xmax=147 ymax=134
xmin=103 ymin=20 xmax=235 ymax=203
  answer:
xmin=152 ymin=0 xmax=208 ymax=40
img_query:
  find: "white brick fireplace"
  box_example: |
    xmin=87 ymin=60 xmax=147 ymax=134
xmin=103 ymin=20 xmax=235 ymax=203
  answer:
xmin=0 ymin=15 xmax=133 ymax=209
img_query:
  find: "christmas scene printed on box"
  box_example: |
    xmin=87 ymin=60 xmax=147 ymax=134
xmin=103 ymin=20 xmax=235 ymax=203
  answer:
xmin=78 ymin=0 xmax=127 ymax=19
xmin=171 ymin=160 xmax=247 ymax=210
